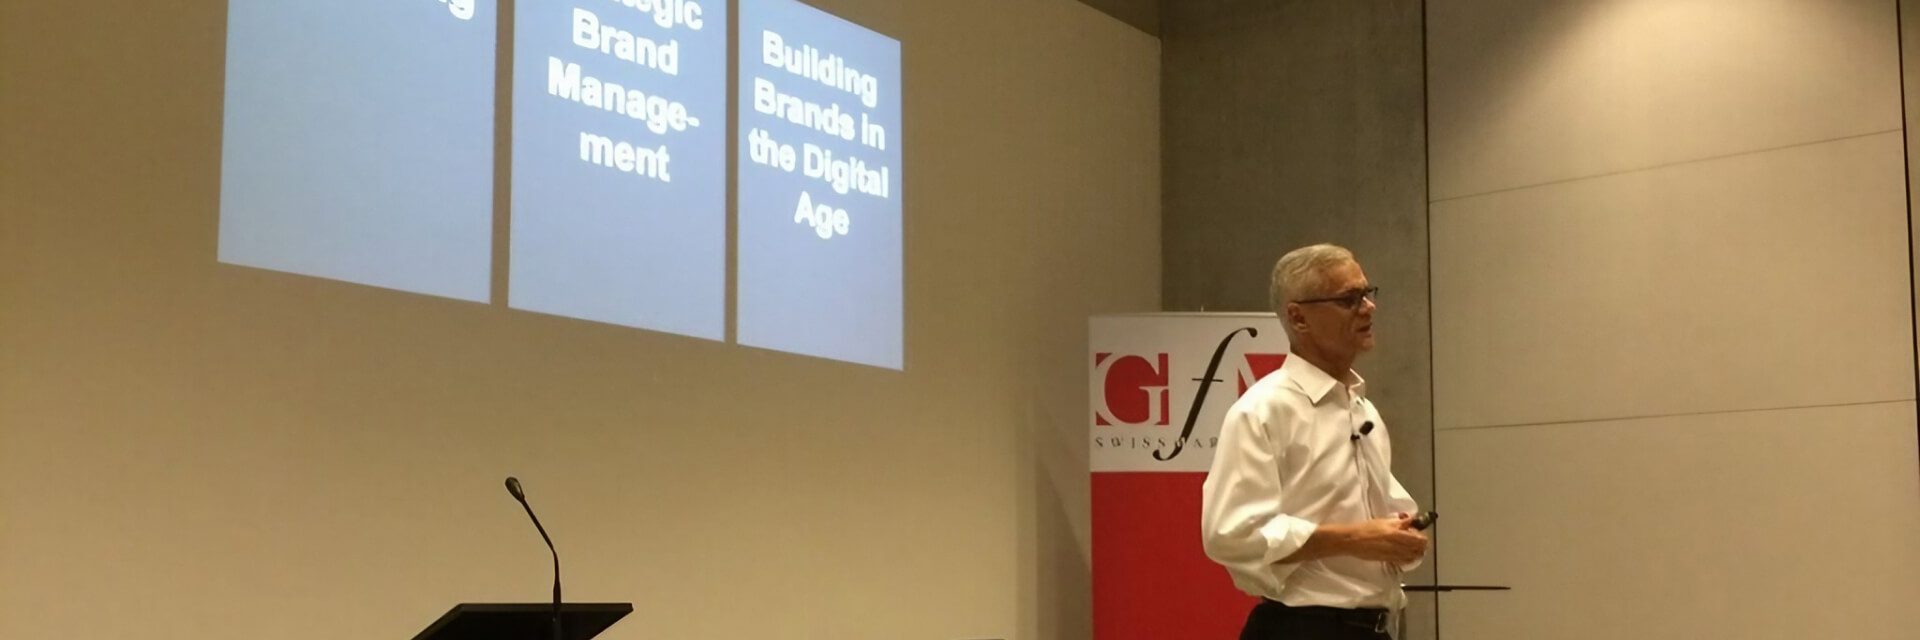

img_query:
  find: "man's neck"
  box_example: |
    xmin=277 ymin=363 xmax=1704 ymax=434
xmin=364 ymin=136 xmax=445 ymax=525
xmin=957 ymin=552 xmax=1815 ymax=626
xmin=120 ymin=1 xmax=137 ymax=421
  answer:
xmin=1292 ymin=345 xmax=1357 ymax=386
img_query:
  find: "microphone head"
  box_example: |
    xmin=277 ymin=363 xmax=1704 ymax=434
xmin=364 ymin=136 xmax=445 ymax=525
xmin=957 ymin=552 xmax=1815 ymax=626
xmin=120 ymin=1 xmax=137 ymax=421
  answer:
xmin=1360 ymin=421 xmax=1375 ymax=436
xmin=505 ymin=477 xmax=525 ymax=501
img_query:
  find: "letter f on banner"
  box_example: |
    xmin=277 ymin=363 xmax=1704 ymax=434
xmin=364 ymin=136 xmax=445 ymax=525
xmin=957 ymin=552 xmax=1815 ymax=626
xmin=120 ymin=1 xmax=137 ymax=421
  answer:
xmin=1155 ymin=327 xmax=1258 ymax=461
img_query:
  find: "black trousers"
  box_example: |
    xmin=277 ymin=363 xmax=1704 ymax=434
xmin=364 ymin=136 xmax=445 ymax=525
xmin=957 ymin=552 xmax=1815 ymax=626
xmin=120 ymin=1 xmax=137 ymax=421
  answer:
xmin=1238 ymin=599 xmax=1392 ymax=640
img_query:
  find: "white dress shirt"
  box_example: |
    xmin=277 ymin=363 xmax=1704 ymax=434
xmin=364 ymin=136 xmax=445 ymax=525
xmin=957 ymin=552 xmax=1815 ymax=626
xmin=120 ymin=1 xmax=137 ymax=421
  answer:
xmin=1200 ymin=353 xmax=1421 ymax=609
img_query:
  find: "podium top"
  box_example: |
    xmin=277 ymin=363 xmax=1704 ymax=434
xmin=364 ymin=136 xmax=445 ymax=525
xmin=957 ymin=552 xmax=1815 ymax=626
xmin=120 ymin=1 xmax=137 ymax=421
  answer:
xmin=411 ymin=603 xmax=633 ymax=640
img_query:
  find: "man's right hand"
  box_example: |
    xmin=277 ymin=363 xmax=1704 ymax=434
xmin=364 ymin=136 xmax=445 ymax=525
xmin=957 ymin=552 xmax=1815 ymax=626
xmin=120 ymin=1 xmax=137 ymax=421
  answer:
xmin=1280 ymin=514 xmax=1431 ymax=566
xmin=1348 ymin=515 xmax=1427 ymax=564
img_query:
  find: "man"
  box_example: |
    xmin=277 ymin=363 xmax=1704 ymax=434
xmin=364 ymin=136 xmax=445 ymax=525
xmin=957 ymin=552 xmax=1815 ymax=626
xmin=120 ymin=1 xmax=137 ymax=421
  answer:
xmin=1201 ymin=244 xmax=1427 ymax=640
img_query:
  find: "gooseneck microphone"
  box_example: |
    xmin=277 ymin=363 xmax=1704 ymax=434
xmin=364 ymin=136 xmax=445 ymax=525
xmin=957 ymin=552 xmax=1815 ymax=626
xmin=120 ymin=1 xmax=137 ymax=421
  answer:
xmin=506 ymin=477 xmax=563 ymax=640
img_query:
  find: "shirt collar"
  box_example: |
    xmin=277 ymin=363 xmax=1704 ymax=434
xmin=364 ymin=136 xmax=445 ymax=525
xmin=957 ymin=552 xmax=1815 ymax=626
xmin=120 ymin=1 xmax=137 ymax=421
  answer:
xmin=1283 ymin=352 xmax=1366 ymax=405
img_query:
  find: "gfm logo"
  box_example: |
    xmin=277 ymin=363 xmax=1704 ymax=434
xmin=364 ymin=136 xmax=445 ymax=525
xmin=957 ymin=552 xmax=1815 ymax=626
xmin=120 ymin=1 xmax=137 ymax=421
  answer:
xmin=1093 ymin=328 xmax=1288 ymax=461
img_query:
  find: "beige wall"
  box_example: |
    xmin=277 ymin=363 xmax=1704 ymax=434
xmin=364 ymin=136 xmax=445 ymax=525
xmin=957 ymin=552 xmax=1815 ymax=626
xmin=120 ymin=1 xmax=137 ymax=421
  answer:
xmin=1073 ymin=0 xmax=1157 ymax=35
xmin=1427 ymin=1 xmax=1920 ymax=638
xmin=0 ymin=2 xmax=1160 ymax=640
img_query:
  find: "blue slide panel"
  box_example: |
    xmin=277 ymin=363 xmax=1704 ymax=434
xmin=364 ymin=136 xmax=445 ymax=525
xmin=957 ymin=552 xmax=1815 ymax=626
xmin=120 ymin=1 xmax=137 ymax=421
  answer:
xmin=509 ymin=0 xmax=728 ymax=341
xmin=219 ymin=0 xmax=496 ymax=303
xmin=737 ymin=0 xmax=903 ymax=369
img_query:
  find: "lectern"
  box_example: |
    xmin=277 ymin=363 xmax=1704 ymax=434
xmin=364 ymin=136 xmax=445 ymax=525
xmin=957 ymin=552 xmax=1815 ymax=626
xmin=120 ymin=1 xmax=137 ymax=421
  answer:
xmin=409 ymin=603 xmax=633 ymax=640
xmin=1403 ymin=585 xmax=1510 ymax=593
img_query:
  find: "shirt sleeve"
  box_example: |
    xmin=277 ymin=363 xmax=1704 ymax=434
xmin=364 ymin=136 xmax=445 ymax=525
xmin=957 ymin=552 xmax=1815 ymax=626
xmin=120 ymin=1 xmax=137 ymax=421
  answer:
xmin=1376 ymin=424 xmax=1426 ymax=573
xmin=1200 ymin=405 xmax=1319 ymax=594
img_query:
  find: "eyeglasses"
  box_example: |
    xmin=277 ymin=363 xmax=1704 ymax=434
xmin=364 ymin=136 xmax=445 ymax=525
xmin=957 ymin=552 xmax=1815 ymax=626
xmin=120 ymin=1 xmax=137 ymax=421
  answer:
xmin=1294 ymin=286 xmax=1378 ymax=310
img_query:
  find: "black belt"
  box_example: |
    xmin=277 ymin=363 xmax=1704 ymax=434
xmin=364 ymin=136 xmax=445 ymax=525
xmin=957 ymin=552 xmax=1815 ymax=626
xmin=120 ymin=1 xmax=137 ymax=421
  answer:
xmin=1259 ymin=599 xmax=1391 ymax=632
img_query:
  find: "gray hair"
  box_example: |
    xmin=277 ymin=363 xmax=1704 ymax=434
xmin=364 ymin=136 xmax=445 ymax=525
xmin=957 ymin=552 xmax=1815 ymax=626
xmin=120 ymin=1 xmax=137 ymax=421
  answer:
xmin=1269 ymin=243 xmax=1355 ymax=316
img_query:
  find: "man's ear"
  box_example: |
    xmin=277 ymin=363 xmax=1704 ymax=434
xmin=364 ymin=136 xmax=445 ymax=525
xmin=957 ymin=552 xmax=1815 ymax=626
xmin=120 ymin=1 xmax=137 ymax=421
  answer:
xmin=1283 ymin=302 xmax=1308 ymax=335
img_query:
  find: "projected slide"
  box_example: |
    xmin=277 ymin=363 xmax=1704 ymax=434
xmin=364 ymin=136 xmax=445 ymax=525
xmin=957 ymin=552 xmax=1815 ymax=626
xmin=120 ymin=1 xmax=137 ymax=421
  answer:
xmin=509 ymin=0 xmax=727 ymax=340
xmin=218 ymin=0 xmax=496 ymax=302
xmin=737 ymin=0 xmax=904 ymax=369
